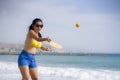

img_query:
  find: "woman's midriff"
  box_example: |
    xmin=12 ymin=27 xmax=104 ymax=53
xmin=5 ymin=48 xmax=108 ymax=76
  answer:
xmin=23 ymin=44 xmax=37 ymax=54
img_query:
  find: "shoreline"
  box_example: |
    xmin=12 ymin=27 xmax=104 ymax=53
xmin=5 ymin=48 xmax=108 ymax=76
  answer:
xmin=0 ymin=52 xmax=120 ymax=56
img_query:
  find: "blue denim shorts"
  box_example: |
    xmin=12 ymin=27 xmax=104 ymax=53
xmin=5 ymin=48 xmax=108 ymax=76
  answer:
xmin=18 ymin=50 xmax=37 ymax=68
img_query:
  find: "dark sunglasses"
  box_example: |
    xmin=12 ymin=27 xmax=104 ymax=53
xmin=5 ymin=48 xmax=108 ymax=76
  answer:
xmin=35 ymin=24 xmax=43 ymax=28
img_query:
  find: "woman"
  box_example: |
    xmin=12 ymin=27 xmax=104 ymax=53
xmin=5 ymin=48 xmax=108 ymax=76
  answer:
xmin=18 ymin=18 xmax=51 ymax=80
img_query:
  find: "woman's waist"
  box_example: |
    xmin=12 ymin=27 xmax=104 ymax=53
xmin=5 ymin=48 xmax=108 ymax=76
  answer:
xmin=23 ymin=47 xmax=37 ymax=54
xmin=19 ymin=49 xmax=36 ymax=59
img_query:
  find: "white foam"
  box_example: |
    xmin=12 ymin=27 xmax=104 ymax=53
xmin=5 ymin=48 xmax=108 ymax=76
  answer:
xmin=39 ymin=66 xmax=120 ymax=80
xmin=0 ymin=61 xmax=120 ymax=80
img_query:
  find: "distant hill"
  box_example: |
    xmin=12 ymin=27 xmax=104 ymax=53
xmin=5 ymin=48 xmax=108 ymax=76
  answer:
xmin=0 ymin=43 xmax=23 ymax=48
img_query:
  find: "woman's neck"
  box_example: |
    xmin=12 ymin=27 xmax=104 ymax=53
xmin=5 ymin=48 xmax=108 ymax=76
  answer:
xmin=34 ymin=30 xmax=39 ymax=34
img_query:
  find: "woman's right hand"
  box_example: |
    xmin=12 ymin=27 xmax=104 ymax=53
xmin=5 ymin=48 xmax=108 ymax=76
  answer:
xmin=46 ymin=37 xmax=51 ymax=42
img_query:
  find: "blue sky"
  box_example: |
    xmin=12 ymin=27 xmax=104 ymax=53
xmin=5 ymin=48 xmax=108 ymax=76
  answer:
xmin=0 ymin=0 xmax=120 ymax=53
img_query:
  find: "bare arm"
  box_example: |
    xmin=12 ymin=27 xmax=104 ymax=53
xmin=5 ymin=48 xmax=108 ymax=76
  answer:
xmin=29 ymin=30 xmax=51 ymax=42
xmin=41 ymin=45 xmax=50 ymax=51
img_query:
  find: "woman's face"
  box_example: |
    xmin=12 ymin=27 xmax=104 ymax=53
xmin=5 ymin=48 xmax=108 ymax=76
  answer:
xmin=33 ymin=21 xmax=43 ymax=33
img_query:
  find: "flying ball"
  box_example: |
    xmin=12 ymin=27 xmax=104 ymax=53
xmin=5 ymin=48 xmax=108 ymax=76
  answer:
xmin=75 ymin=23 xmax=80 ymax=28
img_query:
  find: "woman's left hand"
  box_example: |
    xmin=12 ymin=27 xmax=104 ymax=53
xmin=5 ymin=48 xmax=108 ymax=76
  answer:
xmin=46 ymin=48 xmax=51 ymax=51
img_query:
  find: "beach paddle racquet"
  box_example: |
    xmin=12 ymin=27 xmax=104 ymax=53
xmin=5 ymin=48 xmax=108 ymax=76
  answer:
xmin=49 ymin=41 xmax=62 ymax=49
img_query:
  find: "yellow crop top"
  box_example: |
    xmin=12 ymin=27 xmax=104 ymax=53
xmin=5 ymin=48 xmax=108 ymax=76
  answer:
xmin=29 ymin=39 xmax=42 ymax=48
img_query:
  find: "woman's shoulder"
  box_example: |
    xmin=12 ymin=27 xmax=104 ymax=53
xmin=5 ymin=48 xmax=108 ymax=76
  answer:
xmin=28 ymin=30 xmax=38 ymax=38
xmin=28 ymin=30 xmax=36 ymax=35
xmin=27 ymin=30 xmax=34 ymax=37
xmin=29 ymin=30 xmax=35 ymax=33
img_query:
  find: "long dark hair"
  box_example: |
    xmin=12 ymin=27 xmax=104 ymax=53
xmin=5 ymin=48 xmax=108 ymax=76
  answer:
xmin=29 ymin=18 xmax=42 ymax=37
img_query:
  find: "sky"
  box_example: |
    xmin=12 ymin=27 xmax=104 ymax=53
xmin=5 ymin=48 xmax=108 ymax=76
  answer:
xmin=0 ymin=0 xmax=120 ymax=53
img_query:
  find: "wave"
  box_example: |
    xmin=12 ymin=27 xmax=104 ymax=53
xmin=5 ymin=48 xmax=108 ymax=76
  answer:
xmin=0 ymin=61 xmax=120 ymax=80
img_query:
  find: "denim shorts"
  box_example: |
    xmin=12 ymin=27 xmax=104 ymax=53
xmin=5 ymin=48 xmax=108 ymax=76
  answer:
xmin=18 ymin=50 xmax=37 ymax=68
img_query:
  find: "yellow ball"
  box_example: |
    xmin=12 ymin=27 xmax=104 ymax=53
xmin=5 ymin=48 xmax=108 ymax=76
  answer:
xmin=76 ymin=23 xmax=80 ymax=28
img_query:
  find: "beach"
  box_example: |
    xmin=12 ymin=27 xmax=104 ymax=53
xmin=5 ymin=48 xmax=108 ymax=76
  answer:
xmin=0 ymin=54 xmax=120 ymax=80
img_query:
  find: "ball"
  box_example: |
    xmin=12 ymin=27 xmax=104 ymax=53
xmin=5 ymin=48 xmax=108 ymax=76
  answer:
xmin=75 ymin=23 xmax=80 ymax=28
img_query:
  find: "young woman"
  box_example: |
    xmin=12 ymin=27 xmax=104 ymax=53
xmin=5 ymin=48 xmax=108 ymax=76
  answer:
xmin=18 ymin=18 xmax=51 ymax=80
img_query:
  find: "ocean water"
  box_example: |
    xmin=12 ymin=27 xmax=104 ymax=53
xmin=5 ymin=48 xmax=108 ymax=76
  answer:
xmin=0 ymin=53 xmax=120 ymax=80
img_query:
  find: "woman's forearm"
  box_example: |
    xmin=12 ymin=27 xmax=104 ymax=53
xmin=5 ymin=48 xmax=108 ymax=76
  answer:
xmin=38 ymin=37 xmax=47 ymax=42
xmin=41 ymin=46 xmax=49 ymax=51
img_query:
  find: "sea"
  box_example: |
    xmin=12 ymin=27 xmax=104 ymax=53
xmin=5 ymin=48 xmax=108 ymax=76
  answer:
xmin=0 ymin=53 xmax=120 ymax=80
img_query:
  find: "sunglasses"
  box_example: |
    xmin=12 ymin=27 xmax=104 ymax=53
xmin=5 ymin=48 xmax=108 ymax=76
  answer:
xmin=35 ymin=24 xmax=43 ymax=28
